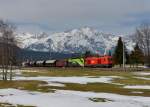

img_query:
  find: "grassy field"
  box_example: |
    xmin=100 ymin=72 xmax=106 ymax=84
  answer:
xmin=21 ymin=67 xmax=150 ymax=76
xmin=0 ymin=80 xmax=55 ymax=93
xmin=0 ymin=67 xmax=150 ymax=106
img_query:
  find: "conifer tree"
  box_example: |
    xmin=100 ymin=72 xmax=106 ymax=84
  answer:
xmin=125 ymin=51 xmax=130 ymax=64
xmin=113 ymin=37 xmax=123 ymax=66
xmin=84 ymin=50 xmax=92 ymax=58
xmin=130 ymin=44 xmax=144 ymax=67
xmin=113 ymin=37 xmax=128 ymax=67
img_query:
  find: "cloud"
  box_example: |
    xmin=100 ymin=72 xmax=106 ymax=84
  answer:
xmin=0 ymin=0 xmax=149 ymax=34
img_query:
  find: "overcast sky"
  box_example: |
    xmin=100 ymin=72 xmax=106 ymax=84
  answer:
xmin=0 ymin=0 xmax=150 ymax=35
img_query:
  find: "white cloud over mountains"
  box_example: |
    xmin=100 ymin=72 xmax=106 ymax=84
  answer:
xmin=0 ymin=0 xmax=150 ymax=34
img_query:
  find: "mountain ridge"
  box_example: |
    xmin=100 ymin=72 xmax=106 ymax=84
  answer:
xmin=16 ymin=27 xmax=135 ymax=54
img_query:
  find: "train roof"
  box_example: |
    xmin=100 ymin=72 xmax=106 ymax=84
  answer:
xmin=36 ymin=61 xmax=44 ymax=64
xmin=85 ymin=56 xmax=112 ymax=59
xmin=45 ymin=60 xmax=56 ymax=63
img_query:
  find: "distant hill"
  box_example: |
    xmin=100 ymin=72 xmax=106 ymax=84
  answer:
xmin=20 ymin=49 xmax=82 ymax=61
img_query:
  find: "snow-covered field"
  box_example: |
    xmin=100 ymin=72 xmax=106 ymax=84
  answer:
xmin=0 ymin=89 xmax=150 ymax=107
xmin=0 ymin=69 xmax=150 ymax=107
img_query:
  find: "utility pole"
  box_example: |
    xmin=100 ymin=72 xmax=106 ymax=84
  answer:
xmin=49 ymin=44 xmax=51 ymax=60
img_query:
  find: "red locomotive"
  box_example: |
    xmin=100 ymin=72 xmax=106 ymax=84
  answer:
xmin=85 ymin=55 xmax=113 ymax=68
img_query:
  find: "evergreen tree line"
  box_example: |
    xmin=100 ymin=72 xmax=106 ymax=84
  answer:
xmin=113 ymin=37 xmax=144 ymax=67
xmin=113 ymin=23 xmax=150 ymax=67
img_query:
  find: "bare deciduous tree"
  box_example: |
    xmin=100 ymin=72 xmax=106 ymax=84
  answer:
xmin=134 ymin=23 xmax=150 ymax=66
xmin=0 ymin=19 xmax=18 ymax=81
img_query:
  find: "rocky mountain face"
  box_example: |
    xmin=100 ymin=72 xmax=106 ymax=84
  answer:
xmin=16 ymin=27 xmax=135 ymax=55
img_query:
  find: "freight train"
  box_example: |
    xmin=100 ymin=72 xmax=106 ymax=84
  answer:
xmin=23 ymin=55 xmax=113 ymax=68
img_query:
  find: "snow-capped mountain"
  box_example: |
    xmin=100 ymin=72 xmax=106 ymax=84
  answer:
xmin=16 ymin=27 xmax=135 ymax=54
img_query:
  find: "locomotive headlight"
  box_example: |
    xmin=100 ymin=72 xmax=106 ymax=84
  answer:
xmin=91 ymin=60 xmax=96 ymax=64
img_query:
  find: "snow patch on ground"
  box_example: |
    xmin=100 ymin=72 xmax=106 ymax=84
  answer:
xmin=131 ymin=91 xmax=144 ymax=94
xmin=14 ymin=76 xmax=121 ymax=85
xmin=134 ymin=72 xmax=150 ymax=76
xmin=124 ymin=85 xmax=150 ymax=89
xmin=134 ymin=77 xmax=150 ymax=80
xmin=0 ymin=89 xmax=150 ymax=107
xmin=43 ymin=82 xmax=65 ymax=87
